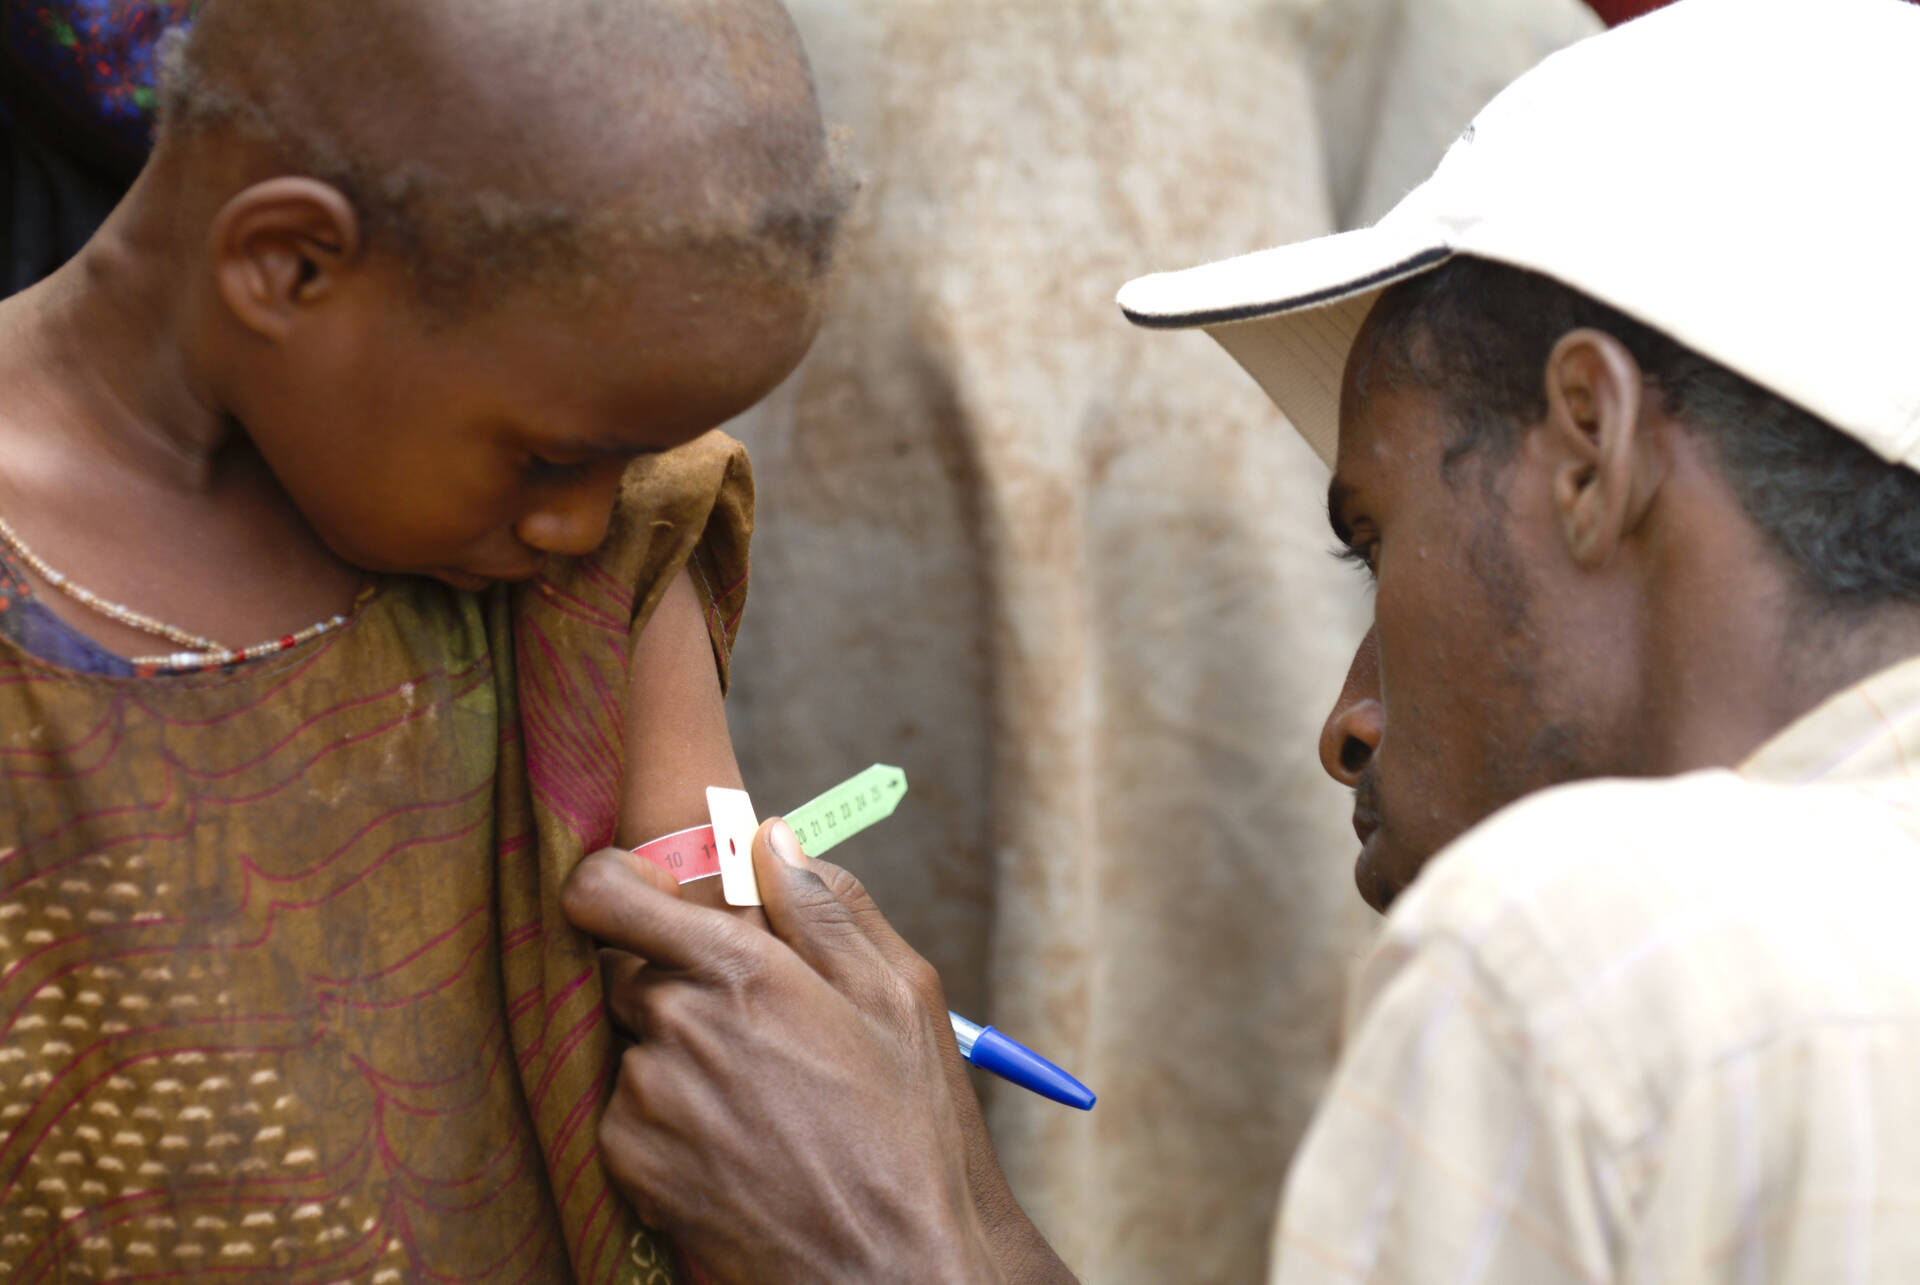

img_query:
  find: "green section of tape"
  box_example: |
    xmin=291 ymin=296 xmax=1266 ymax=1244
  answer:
xmin=784 ymin=764 xmax=907 ymax=857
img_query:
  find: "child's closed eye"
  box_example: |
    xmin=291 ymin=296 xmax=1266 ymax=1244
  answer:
xmin=526 ymin=455 xmax=592 ymax=484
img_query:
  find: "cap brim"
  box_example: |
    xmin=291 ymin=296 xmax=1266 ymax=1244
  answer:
xmin=1117 ymin=225 xmax=1451 ymax=467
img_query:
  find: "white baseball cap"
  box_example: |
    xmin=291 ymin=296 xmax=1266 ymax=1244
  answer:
xmin=1117 ymin=0 xmax=1920 ymax=471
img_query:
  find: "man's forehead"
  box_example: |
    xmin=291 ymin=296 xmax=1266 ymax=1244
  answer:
xmin=1332 ymin=339 xmax=1385 ymax=477
xmin=1328 ymin=358 xmax=1379 ymax=543
xmin=1327 ymin=355 xmax=1456 ymax=529
xmin=1338 ymin=294 xmax=1397 ymax=419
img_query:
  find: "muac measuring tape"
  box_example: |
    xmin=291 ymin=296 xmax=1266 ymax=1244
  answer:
xmin=630 ymin=763 xmax=908 ymax=888
xmin=627 ymin=761 xmax=1096 ymax=1110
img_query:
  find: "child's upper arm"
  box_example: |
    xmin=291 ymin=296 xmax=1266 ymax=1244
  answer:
xmin=616 ymin=565 xmax=744 ymax=849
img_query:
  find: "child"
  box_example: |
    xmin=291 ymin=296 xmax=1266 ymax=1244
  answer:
xmin=0 ymin=0 xmax=844 ymax=1279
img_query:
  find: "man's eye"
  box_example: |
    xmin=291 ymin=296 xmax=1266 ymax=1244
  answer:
xmin=1333 ymin=542 xmax=1378 ymax=576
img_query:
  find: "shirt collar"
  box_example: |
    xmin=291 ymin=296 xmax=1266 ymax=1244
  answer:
xmin=1739 ymin=654 xmax=1920 ymax=785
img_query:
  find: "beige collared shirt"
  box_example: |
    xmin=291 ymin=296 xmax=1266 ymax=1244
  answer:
xmin=1270 ymin=656 xmax=1920 ymax=1284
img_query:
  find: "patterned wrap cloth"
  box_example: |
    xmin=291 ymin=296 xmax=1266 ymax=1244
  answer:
xmin=0 ymin=431 xmax=751 ymax=1282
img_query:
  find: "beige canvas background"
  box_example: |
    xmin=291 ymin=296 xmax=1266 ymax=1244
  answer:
xmin=722 ymin=2 xmax=1600 ymax=1280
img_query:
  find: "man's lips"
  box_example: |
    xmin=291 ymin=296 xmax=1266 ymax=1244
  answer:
xmin=1352 ymin=802 xmax=1379 ymax=847
xmin=1351 ymin=776 xmax=1382 ymax=847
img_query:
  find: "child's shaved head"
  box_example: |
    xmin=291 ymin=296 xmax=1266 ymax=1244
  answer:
xmin=156 ymin=0 xmax=848 ymax=312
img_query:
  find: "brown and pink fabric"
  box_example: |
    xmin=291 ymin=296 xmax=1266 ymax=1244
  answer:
xmin=0 ymin=431 xmax=750 ymax=1283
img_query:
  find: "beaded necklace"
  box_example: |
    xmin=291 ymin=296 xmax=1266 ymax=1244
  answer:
xmin=0 ymin=515 xmax=367 ymax=673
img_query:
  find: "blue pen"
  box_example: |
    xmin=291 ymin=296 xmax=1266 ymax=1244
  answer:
xmin=948 ymin=1012 xmax=1096 ymax=1110
xmin=774 ymin=768 xmax=1094 ymax=1110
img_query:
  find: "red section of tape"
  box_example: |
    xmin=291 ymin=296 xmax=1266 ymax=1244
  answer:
xmin=631 ymin=823 xmax=722 ymax=883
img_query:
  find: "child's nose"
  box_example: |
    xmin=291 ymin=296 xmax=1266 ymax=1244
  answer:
xmin=516 ymin=467 xmax=624 ymax=557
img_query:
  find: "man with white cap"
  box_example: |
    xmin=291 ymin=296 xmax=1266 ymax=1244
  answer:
xmin=562 ymin=0 xmax=1920 ymax=1279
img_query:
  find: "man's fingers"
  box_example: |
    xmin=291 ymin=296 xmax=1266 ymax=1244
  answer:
xmin=750 ymin=820 xmax=951 ymax=1029
xmin=563 ymin=847 xmax=754 ymax=976
xmin=630 ymin=854 xmax=684 ymax=899
xmin=600 ymin=948 xmax=648 ymax=1039
xmin=749 ymin=819 xmax=897 ymax=988
xmin=776 ymin=826 xmax=948 ymax=1010
xmin=812 ymin=858 xmax=937 ymax=980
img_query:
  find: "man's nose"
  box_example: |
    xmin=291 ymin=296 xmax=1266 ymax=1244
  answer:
xmin=1319 ymin=627 xmax=1384 ymax=787
xmin=515 ymin=463 xmax=626 ymax=558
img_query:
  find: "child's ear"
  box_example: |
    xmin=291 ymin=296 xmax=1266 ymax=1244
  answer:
xmin=210 ymin=178 xmax=363 ymax=341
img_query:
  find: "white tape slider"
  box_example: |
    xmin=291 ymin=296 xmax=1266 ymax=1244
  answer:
xmin=705 ymin=786 xmax=763 ymax=907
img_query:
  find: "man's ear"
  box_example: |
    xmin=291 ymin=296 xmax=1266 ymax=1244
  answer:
xmin=1543 ymin=328 xmax=1660 ymax=569
xmin=210 ymin=178 xmax=362 ymax=341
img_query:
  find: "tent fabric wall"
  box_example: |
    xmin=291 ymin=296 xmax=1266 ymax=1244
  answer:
xmin=722 ymin=2 xmax=1600 ymax=1280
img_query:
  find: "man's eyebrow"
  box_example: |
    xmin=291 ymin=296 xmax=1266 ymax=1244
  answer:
xmin=1326 ymin=478 xmax=1355 ymax=546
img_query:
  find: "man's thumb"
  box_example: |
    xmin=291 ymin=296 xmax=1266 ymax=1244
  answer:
xmin=751 ymin=817 xmax=883 ymax=988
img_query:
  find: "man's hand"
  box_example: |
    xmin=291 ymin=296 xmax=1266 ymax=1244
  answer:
xmin=563 ymin=819 xmax=1051 ymax=1284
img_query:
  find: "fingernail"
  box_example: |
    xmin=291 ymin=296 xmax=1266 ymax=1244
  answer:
xmin=768 ymin=818 xmax=805 ymax=867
